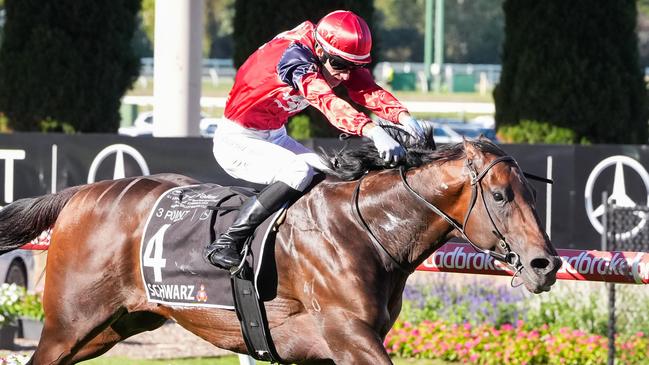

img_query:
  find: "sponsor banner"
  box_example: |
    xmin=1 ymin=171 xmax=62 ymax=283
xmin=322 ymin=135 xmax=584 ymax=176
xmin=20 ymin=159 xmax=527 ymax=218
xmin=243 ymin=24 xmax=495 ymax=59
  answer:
xmin=21 ymin=229 xmax=51 ymax=250
xmin=21 ymin=233 xmax=649 ymax=284
xmin=417 ymin=242 xmax=649 ymax=285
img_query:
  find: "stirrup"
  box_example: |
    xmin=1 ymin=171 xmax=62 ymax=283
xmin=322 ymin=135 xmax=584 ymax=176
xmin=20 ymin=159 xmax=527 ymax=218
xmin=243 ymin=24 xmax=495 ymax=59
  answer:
xmin=208 ymin=246 xmax=243 ymax=267
xmin=230 ymin=244 xmax=251 ymax=276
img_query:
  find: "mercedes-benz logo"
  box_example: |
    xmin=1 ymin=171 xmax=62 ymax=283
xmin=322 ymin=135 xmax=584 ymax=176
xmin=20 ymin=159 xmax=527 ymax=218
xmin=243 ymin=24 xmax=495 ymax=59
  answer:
xmin=584 ymin=155 xmax=649 ymax=236
xmin=87 ymin=144 xmax=150 ymax=183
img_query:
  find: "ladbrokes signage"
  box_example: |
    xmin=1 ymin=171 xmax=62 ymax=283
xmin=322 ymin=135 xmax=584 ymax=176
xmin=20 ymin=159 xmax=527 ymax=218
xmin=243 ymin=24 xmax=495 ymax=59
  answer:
xmin=419 ymin=243 xmax=649 ymax=284
xmin=1 ymin=133 xmax=649 ymax=250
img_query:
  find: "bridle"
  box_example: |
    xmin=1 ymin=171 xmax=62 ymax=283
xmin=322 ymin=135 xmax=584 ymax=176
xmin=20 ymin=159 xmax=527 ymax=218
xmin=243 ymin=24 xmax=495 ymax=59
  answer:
xmin=400 ymin=156 xmax=523 ymax=274
xmin=353 ymin=154 xmax=545 ymax=284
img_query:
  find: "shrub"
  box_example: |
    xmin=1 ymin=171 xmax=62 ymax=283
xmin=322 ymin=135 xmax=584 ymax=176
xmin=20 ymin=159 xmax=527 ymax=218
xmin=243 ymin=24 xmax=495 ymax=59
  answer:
xmin=0 ymin=0 xmax=141 ymax=132
xmin=0 ymin=283 xmax=22 ymax=326
xmin=497 ymin=120 xmax=581 ymax=144
xmin=494 ymin=1 xmax=648 ymax=144
xmin=0 ymin=283 xmax=44 ymax=326
xmin=402 ymin=276 xmax=649 ymax=337
xmin=287 ymin=114 xmax=312 ymax=140
xmin=400 ymin=275 xmax=526 ymax=327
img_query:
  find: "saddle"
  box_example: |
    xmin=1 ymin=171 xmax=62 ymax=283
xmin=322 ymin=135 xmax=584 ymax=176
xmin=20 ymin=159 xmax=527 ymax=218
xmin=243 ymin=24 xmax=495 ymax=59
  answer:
xmin=138 ymin=183 xmax=284 ymax=362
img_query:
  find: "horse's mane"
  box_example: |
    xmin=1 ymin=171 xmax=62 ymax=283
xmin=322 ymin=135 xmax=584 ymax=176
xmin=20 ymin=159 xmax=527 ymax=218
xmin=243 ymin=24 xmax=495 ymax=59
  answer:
xmin=321 ymin=137 xmax=506 ymax=181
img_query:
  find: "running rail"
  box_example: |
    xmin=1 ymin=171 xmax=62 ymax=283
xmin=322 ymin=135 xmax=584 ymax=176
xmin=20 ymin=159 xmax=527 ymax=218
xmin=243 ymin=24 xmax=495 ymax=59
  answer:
xmin=417 ymin=242 xmax=649 ymax=285
xmin=21 ymin=233 xmax=649 ymax=285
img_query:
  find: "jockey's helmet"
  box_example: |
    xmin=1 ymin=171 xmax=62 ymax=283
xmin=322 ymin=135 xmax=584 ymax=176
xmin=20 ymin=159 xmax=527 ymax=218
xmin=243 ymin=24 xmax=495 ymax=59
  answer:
xmin=315 ymin=10 xmax=372 ymax=65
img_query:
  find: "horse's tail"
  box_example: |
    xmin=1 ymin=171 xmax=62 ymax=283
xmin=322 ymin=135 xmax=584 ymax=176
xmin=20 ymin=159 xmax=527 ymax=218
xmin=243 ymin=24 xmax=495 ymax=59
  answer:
xmin=0 ymin=186 xmax=81 ymax=254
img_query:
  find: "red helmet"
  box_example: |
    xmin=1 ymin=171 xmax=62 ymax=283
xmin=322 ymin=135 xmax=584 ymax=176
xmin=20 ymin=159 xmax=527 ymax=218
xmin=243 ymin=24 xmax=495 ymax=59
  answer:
xmin=315 ymin=10 xmax=372 ymax=64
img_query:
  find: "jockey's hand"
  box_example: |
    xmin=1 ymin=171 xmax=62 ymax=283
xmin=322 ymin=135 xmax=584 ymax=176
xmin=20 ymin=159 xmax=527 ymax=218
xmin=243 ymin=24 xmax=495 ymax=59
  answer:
xmin=399 ymin=116 xmax=426 ymax=144
xmin=365 ymin=125 xmax=406 ymax=165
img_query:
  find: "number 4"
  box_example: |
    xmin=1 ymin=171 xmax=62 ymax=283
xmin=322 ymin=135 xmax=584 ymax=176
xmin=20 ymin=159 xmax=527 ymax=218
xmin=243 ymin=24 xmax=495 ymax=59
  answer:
xmin=143 ymin=224 xmax=170 ymax=282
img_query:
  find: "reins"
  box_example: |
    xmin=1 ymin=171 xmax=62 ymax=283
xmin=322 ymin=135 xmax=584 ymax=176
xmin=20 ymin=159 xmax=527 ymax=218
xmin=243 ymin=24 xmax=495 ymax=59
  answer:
xmin=352 ymin=176 xmax=413 ymax=274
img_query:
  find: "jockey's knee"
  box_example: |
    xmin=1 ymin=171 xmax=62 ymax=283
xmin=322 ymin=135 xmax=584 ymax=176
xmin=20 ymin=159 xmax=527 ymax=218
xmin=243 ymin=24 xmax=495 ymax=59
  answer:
xmin=277 ymin=159 xmax=315 ymax=191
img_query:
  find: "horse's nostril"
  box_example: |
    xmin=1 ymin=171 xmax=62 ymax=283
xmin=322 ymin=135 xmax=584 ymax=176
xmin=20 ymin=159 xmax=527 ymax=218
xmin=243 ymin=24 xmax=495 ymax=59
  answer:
xmin=530 ymin=257 xmax=550 ymax=270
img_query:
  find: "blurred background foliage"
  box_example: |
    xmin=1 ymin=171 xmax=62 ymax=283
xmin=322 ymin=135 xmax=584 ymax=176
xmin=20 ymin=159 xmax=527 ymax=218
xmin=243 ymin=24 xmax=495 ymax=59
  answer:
xmin=0 ymin=0 xmax=141 ymax=132
xmin=1 ymin=0 xmax=649 ymax=143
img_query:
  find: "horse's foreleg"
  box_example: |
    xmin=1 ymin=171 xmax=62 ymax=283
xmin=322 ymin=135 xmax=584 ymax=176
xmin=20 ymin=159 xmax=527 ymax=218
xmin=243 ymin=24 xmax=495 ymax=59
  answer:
xmin=28 ymin=309 xmax=121 ymax=365
xmin=319 ymin=311 xmax=393 ymax=365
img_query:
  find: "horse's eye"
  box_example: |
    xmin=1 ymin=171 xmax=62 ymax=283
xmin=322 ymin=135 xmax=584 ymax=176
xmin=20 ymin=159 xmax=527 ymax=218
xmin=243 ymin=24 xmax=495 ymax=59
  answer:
xmin=493 ymin=192 xmax=504 ymax=202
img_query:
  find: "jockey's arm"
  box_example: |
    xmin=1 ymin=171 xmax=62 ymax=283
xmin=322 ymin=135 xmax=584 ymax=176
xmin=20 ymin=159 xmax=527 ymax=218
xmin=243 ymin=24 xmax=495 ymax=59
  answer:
xmin=342 ymin=68 xmax=410 ymax=124
xmin=298 ymin=73 xmax=374 ymax=136
xmin=277 ymin=43 xmax=412 ymax=137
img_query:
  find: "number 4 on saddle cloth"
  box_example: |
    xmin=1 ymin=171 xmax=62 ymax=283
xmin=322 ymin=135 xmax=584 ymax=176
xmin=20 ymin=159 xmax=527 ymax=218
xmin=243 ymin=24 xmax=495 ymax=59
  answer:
xmin=139 ymin=184 xmax=283 ymax=309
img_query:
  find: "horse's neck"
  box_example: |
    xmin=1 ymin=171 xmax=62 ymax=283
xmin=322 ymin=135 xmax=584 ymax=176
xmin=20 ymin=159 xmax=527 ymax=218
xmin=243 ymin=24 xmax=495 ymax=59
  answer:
xmin=405 ymin=164 xmax=467 ymax=265
xmin=358 ymin=162 xmax=466 ymax=271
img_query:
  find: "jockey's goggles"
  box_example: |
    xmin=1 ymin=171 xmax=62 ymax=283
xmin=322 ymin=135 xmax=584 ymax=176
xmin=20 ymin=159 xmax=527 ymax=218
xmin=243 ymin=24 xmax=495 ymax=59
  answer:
xmin=323 ymin=52 xmax=366 ymax=71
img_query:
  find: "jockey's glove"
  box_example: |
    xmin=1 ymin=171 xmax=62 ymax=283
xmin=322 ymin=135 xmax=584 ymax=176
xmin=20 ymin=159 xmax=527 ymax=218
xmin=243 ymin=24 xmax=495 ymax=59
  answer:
xmin=366 ymin=126 xmax=406 ymax=165
xmin=399 ymin=116 xmax=426 ymax=144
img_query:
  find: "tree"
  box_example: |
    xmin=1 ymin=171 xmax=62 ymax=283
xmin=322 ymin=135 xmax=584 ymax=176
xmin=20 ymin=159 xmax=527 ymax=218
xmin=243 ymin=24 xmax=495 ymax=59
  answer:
xmin=139 ymin=0 xmax=234 ymax=59
xmin=205 ymin=0 xmax=234 ymax=58
xmin=232 ymin=0 xmax=375 ymax=68
xmin=0 ymin=0 xmax=5 ymax=45
xmin=494 ymin=0 xmax=648 ymax=144
xmin=0 ymin=0 xmax=141 ymax=132
xmin=444 ymin=0 xmax=504 ymax=64
xmin=374 ymin=0 xmax=504 ymax=63
xmin=635 ymin=0 xmax=649 ymax=67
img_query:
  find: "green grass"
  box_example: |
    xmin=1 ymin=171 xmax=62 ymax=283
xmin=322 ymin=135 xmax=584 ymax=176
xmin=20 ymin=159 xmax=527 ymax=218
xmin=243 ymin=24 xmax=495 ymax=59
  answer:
xmin=127 ymin=78 xmax=234 ymax=98
xmin=83 ymin=356 xmax=240 ymax=365
xmin=124 ymin=77 xmax=492 ymax=123
xmin=83 ymin=356 xmax=454 ymax=365
xmin=126 ymin=77 xmax=494 ymax=103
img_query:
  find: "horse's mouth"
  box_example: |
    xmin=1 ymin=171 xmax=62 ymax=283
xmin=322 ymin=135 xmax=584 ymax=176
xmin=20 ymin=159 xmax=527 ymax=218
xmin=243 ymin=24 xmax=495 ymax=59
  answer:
xmin=519 ymin=267 xmax=557 ymax=294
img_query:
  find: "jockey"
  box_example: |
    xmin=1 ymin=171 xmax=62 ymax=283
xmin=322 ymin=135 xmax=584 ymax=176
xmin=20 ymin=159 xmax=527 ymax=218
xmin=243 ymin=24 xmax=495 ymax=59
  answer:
xmin=205 ymin=10 xmax=426 ymax=270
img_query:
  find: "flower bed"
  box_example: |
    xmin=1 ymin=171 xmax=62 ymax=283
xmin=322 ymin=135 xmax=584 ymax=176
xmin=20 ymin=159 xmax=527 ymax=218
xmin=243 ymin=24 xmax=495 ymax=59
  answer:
xmin=0 ymin=283 xmax=44 ymax=327
xmin=389 ymin=274 xmax=649 ymax=364
xmin=385 ymin=320 xmax=647 ymax=365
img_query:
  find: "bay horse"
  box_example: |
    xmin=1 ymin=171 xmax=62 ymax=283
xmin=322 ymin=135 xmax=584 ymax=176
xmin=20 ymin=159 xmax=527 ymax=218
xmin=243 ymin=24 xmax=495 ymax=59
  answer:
xmin=0 ymin=138 xmax=560 ymax=364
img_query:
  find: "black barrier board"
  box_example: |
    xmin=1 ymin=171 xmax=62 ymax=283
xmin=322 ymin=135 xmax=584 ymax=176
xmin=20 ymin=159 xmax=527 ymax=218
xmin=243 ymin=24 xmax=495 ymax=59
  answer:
xmin=2 ymin=133 xmax=649 ymax=250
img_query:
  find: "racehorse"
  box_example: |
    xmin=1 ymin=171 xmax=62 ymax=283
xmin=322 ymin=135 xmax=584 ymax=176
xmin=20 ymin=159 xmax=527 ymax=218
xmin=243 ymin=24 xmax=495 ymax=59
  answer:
xmin=0 ymin=137 xmax=560 ymax=365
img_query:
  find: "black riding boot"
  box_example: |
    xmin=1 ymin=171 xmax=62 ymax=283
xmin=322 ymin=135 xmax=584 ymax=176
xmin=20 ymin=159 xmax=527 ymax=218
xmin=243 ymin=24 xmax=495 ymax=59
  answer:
xmin=205 ymin=181 xmax=300 ymax=270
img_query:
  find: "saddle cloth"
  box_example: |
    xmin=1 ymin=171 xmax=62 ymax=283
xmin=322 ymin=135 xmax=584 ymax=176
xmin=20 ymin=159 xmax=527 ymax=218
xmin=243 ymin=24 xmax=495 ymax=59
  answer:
xmin=139 ymin=184 xmax=282 ymax=309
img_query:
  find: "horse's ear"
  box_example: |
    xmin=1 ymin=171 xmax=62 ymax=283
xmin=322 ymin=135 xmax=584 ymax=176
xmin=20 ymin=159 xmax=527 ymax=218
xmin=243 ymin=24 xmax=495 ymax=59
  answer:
xmin=463 ymin=137 xmax=478 ymax=160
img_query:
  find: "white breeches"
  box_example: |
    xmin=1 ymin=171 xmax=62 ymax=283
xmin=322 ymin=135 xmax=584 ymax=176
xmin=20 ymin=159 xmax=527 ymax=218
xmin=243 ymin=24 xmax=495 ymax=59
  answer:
xmin=212 ymin=119 xmax=331 ymax=191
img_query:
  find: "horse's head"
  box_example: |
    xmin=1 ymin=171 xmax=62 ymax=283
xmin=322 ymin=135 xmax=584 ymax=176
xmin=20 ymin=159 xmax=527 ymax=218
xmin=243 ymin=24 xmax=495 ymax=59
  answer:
xmin=457 ymin=138 xmax=561 ymax=293
xmin=322 ymin=132 xmax=560 ymax=293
